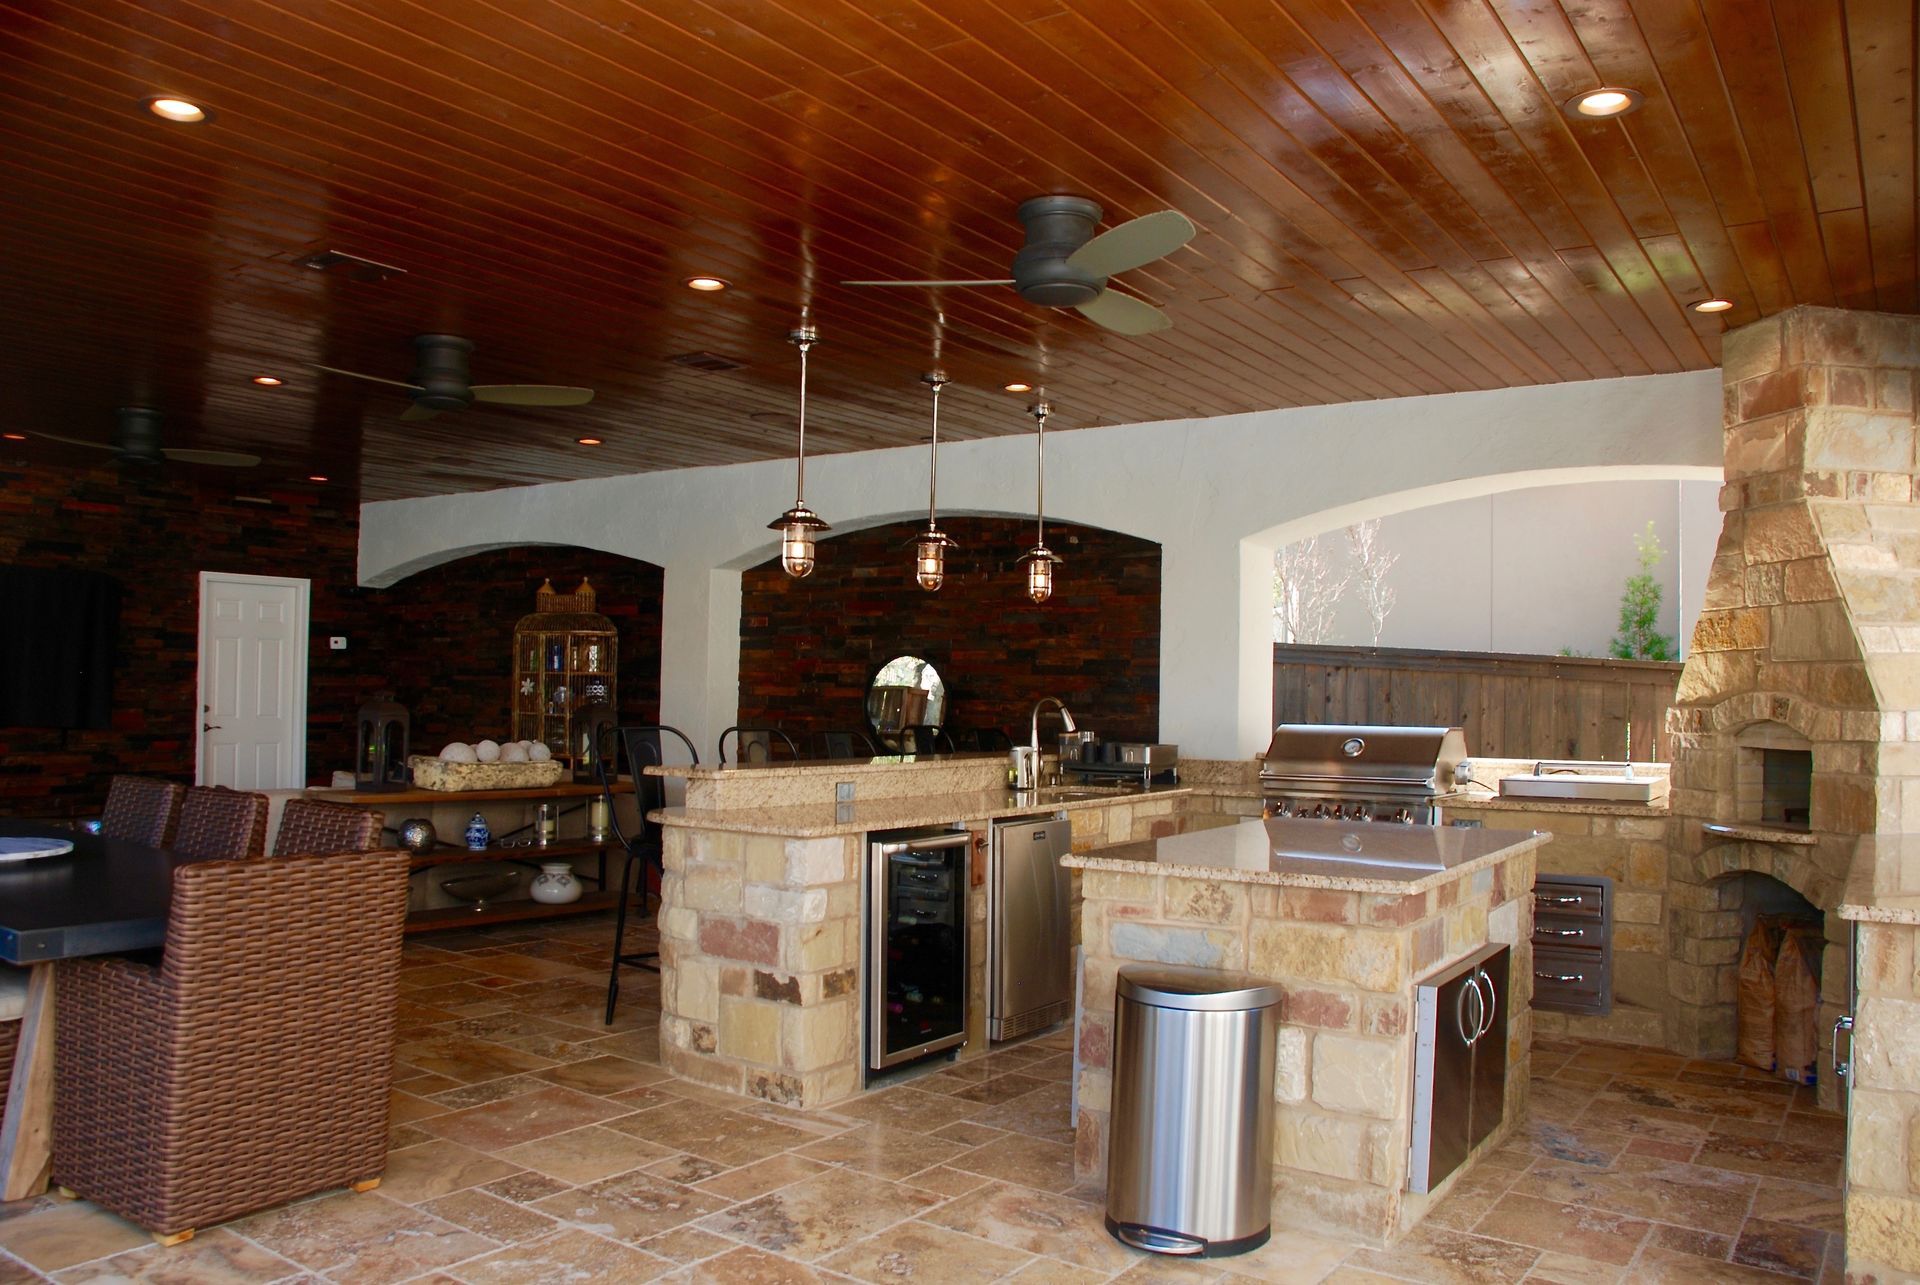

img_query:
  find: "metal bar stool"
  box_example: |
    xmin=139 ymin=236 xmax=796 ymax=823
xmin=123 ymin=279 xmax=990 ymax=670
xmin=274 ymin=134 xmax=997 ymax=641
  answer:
xmin=598 ymin=724 xmax=699 ymax=1025
xmin=716 ymin=726 xmax=800 ymax=764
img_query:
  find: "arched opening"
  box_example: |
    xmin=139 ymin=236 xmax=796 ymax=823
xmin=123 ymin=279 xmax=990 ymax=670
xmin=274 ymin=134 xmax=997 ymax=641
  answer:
xmin=336 ymin=544 xmax=665 ymax=769
xmin=735 ymin=516 xmax=1161 ymax=749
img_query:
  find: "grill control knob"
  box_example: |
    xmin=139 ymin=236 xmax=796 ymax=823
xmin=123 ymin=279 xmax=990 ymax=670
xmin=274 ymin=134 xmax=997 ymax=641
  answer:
xmin=1350 ymin=804 xmax=1372 ymax=823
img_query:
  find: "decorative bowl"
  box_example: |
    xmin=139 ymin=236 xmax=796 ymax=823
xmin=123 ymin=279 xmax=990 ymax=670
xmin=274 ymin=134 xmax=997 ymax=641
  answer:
xmin=439 ymin=870 xmax=520 ymax=912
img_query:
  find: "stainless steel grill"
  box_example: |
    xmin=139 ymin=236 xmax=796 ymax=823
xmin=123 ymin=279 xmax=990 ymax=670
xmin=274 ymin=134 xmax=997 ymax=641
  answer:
xmin=1258 ymin=723 xmax=1469 ymax=825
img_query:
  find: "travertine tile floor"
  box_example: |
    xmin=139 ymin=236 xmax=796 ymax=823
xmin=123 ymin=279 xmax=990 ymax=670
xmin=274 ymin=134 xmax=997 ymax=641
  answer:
xmin=0 ymin=913 xmax=1846 ymax=1283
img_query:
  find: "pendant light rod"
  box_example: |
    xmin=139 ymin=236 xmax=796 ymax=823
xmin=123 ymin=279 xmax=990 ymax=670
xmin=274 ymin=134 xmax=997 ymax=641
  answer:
xmin=791 ymin=325 xmax=816 ymax=504
xmin=923 ymin=371 xmax=948 ymax=526
xmin=1031 ymin=400 xmax=1050 ymax=546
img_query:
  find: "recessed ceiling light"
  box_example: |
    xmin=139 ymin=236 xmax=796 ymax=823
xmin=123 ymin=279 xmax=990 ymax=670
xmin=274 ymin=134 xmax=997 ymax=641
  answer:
xmin=1004 ymin=382 xmax=1033 ymax=393
xmin=143 ymin=95 xmax=210 ymax=123
xmin=306 ymin=474 xmax=329 ymax=483
xmin=2 ymin=432 xmax=25 ymax=441
xmin=1689 ymin=298 xmax=1735 ymax=314
xmin=685 ymin=276 xmax=729 ymax=292
xmin=1564 ymin=87 xmax=1642 ymax=119
xmin=251 ymin=375 xmax=284 ymax=387
xmin=575 ymin=436 xmax=604 ymax=446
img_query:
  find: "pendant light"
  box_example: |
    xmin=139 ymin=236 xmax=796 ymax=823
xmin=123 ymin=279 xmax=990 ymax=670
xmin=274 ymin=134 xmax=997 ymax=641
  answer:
xmin=767 ymin=326 xmax=830 ymax=577
xmin=913 ymin=372 xmax=957 ymax=591
xmin=1016 ymin=400 xmax=1062 ymax=603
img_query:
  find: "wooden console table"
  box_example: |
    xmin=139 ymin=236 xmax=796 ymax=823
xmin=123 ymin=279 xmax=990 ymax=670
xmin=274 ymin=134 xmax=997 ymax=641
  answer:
xmin=306 ymin=781 xmax=630 ymax=933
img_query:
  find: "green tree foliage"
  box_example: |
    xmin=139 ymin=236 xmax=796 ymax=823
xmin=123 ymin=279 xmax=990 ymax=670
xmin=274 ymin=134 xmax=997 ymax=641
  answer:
xmin=1610 ymin=521 xmax=1676 ymax=661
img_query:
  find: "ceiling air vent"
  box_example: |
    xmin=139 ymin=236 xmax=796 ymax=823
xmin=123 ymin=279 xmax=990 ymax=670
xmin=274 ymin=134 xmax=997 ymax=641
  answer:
xmin=668 ymin=351 xmax=747 ymax=373
xmin=293 ymin=249 xmax=407 ymax=282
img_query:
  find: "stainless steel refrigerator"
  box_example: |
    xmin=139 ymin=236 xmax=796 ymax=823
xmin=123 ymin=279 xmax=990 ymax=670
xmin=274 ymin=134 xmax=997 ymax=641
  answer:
xmin=1409 ymin=942 xmax=1511 ymax=1193
xmin=989 ymin=815 xmax=1073 ymax=1041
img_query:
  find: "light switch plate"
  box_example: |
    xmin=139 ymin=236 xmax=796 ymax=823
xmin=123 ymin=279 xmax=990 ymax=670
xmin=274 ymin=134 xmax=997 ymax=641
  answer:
xmin=329 ymin=636 xmax=348 ymax=650
xmin=835 ymin=782 xmax=855 ymax=802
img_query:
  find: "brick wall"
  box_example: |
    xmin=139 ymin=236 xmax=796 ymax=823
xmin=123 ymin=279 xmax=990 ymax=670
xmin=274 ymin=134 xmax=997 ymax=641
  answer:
xmin=738 ymin=517 xmax=1161 ymax=744
xmin=0 ymin=454 xmax=662 ymax=815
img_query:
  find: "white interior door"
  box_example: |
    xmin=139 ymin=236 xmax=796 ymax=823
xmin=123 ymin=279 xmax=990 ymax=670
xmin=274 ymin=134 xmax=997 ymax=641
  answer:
xmin=196 ymin=572 xmax=310 ymax=788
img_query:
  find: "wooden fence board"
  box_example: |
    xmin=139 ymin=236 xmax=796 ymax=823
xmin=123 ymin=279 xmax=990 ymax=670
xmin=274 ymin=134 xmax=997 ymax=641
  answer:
xmin=1271 ymin=644 xmax=1683 ymax=762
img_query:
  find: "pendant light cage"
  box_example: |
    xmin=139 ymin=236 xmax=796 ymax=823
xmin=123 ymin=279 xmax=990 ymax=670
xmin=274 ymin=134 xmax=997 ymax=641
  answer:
xmin=768 ymin=325 xmax=831 ymax=578
xmin=911 ymin=371 xmax=958 ymax=591
xmin=1016 ymin=400 xmax=1062 ymax=603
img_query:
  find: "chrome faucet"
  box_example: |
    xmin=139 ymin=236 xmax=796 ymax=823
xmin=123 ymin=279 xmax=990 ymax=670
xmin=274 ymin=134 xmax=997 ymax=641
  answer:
xmin=1030 ymin=697 xmax=1077 ymax=760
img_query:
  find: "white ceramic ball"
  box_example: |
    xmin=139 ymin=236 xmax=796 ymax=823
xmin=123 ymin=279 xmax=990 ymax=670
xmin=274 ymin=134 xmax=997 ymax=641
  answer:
xmin=474 ymin=739 xmax=501 ymax=764
xmin=500 ymin=742 xmax=530 ymax=763
xmin=528 ymin=742 xmax=553 ymax=763
xmin=439 ymin=742 xmax=478 ymax=764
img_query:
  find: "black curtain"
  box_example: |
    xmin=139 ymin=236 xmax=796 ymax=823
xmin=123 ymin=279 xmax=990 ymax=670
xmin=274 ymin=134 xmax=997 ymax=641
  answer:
xmin=0 ymin=566 xmax=120 ymax=729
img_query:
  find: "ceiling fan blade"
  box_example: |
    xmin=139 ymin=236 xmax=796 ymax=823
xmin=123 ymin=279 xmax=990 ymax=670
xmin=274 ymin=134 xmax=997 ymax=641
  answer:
xmin=839 ymin=279 xmax=1017 ymax=288
xmin=1075 ymin=288 xmax=1173 ymax=336
xmin=470 ymin=385 xmax=596 ymax=407
xmin=34 ymin=431 xmax=113 ymax=452
xmin=1066 ymin=209 xmax=1196 ymax=278
xmin=400 ymin=402 xmax=441 ymax=422
xmin=161 ymin=447 xmax=262 ymax=468
xmin=314 ymin=364 xmax=424 ymax=392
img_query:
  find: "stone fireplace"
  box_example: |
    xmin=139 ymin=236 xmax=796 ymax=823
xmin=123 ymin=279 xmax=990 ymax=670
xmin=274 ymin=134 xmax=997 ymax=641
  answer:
xmin=1666 ymin=305 xmax=1920 ymax=1110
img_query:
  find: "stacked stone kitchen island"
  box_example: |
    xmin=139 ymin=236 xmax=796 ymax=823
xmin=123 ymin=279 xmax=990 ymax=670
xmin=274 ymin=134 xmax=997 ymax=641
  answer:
xmin=1064 ymin=816 xmax=1547 ymax=1247
xmin=644 ymin=753 xmax=1250 ymax=1109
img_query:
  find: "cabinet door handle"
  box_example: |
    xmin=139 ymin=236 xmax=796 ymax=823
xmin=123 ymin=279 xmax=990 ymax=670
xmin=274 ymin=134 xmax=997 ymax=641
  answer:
xmin=1535 ymin=971 xmax=1585 ymax=983
xmin=1539 ymin=927 xmax=1586 ymax=938
xmin=1833 ymin=1015 xmax=1854 ymax=1081
xmin=1536 ymin=894 xmax=1584 ymax=906
xmin=1473 ymin=971 xmax=1498 ymax=1040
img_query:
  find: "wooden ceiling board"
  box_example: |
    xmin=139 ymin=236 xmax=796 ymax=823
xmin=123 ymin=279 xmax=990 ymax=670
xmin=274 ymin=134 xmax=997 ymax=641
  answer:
xmin=0 ymin=0 xmax=1910 ymax=501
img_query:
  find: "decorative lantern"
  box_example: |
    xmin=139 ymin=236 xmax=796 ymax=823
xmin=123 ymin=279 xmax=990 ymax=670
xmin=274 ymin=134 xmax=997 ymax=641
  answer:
xmin=909 ymin=371 xmax=957 ymax=591
xmin=511 ymin=578 xmax=618 ymax=763
xmin=355 ymin=691 xmax=410 ymax=791
xmin=1016 ymin=401 xmax=1062 ymax=603
xmin=572 ymin=699 xmax=620 ymax=784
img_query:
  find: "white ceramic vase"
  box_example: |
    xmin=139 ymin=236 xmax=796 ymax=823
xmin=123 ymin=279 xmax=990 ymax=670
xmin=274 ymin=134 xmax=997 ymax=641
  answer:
xmin=529 ymin=861 xmax=583 ymax=905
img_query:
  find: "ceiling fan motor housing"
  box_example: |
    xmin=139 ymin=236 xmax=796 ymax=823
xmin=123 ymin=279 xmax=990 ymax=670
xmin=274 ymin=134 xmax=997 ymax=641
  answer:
xmin=411 ymin=334 xmax=476 ymax=410
xmin=112 ymin=406 xmax=166 ymax=465
xmin=1012 ymin=195 xmax=1107 ymax=307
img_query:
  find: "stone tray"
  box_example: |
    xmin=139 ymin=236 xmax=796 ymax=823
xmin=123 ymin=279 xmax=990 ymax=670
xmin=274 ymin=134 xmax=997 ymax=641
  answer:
xmin=407 ymin=756 xmax=566 ymax=792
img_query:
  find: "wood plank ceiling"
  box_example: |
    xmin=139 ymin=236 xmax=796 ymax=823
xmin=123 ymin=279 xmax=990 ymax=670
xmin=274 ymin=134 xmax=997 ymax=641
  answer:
xmin=0 ymin=0 xmax=1911 ymax=501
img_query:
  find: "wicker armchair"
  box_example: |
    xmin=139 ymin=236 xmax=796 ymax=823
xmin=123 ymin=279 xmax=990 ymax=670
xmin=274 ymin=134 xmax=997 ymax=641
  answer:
xmin=172 ymin=786 xmax=269 ymax=860
xmin=53 ymin=850 xmax=410 ymax=1240
xmin=272 ymin=798 xmax=384 ymax=857
xmin=99 ymin=775 xmax=185 ymax=848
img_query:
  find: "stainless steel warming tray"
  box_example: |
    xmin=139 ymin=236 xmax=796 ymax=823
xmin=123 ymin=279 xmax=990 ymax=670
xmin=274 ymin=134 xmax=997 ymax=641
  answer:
xmin=1259 ymin=723 xmax=1468 ymax=825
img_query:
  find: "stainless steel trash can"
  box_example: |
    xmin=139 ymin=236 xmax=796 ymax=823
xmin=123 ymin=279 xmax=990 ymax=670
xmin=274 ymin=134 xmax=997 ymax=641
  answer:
xmin=1105 ymin=965 xmax=1281 ymax=1257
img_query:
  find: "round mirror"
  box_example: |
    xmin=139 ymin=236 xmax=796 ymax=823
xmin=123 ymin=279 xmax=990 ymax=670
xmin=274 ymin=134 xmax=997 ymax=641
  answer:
xmin=867 ymin=655 xmax=947 ymax=745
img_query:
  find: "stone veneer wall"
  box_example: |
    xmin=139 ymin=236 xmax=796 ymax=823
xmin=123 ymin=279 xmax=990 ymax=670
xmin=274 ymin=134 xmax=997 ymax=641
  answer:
xmin=737 ymin=517 xmax=1160 ymax=744
xmin=1849 ymin=917 xmax=1920 ymax=1277
xmin=1448 ymin=800 xmax=1671 ymax=1047
xmin=1665 ymin=307 xmax=1920 ymax=1098
xmin=1071 ymin=850 xmax=1535 ymax=1246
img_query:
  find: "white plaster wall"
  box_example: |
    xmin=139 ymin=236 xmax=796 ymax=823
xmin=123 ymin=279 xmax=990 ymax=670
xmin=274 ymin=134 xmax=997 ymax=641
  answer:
xmin=360 ymin=371 xmax=1725 ymax=759
xmin=1303 ymin=479 xmax=1722 ymax=657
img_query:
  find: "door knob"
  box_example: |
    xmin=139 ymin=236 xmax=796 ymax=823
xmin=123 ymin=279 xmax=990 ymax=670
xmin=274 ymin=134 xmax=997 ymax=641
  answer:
xmin=203 ymin=722 xmax=223 ymax=732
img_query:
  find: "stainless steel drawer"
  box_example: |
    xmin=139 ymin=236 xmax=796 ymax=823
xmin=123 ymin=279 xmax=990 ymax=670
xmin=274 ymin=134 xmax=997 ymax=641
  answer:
xmin=1532 ymin=885 xmax=1604 ymax=919
xmin=1533 ymin=946 xmax=1606 ymax=1009
xmin=1532 ymin=915 xmax=1605 ymax=950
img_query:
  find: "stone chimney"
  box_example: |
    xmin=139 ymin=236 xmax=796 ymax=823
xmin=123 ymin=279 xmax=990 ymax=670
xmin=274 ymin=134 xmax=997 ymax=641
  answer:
xmin=1665 ymin=306 xmax=1919 ymax=1106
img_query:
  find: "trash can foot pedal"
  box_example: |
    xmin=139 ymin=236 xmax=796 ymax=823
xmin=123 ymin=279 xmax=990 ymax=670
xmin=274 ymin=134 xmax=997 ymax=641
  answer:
xmin=1106 ymin=1217 xmax=1269 ymax=1258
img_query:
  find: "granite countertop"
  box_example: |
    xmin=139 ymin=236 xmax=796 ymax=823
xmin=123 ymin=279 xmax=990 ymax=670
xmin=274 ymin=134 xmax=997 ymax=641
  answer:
xmin=646 ymin=753 xmax=1000 ymax=781
xmin=1061 ymin=816 xmax=1549 ymax=892
xmin=1840 ymin=835 xmax=1920 ymax=924
xmin=652 ymin=784 xmax=1192 ymax=837
xmin=1449 ymin=791 xmax=1670 ymax=817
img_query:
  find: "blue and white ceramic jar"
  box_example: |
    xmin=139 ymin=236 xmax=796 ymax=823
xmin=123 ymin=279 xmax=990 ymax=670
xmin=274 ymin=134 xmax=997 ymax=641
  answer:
xmin=464 ymin=812 xmax=491 ymax=851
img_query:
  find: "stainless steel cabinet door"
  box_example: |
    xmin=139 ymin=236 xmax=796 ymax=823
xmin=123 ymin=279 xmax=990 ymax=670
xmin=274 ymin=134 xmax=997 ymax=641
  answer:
xmin=990 ymin=819 xmax=1072 ymax=1038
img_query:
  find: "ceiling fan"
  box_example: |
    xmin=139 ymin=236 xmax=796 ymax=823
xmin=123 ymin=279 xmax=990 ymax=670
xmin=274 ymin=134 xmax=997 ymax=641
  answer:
xmin=38 ymin=406 xmax=260 ymax=468
xmin=841 ymin=196 xmax=1196 ymax=335
xmin=317 ymin=334 xmax=595 ymax=421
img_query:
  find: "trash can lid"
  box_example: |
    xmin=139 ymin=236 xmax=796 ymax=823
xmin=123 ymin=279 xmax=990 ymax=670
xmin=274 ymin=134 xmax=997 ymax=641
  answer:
xmin=1116 ymin=965 xmax=1281 ymax=1012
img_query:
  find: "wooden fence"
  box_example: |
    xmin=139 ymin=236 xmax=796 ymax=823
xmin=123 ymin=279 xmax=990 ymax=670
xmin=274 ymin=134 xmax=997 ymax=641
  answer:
xmin=1272 ymin=644 xmax=1684 ymax=762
